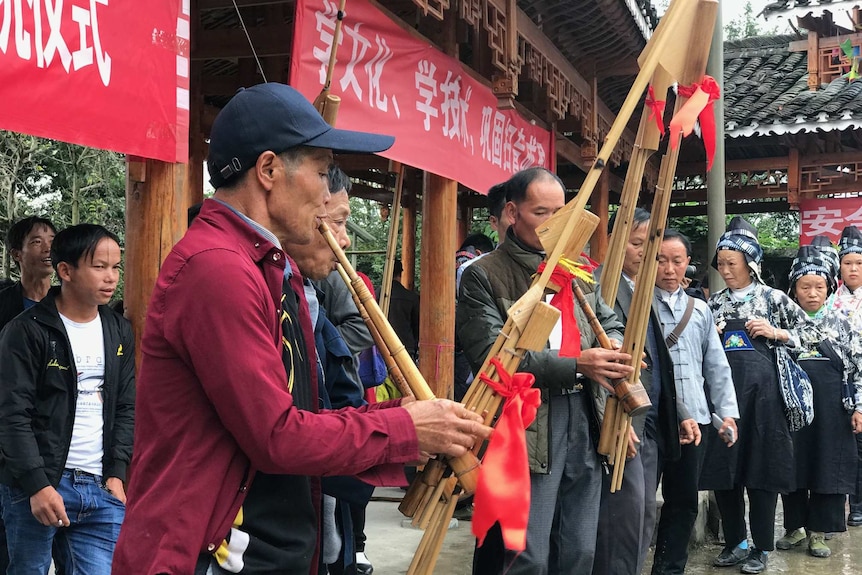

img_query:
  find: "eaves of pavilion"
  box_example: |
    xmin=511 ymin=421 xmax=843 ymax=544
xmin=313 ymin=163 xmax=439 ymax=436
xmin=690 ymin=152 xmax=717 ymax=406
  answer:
xmin=128 ymin=0 xmax=655 ymax=396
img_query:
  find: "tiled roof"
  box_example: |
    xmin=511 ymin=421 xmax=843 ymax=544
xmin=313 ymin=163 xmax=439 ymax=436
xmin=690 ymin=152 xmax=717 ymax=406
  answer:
xmin=724 ymin=34 xmax=862 ymax=138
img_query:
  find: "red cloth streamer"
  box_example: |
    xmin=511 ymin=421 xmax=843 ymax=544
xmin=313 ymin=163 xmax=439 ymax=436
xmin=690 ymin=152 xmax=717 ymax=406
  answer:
xmin=671 ymin=76 xmax=721 ymax=171
xmin=536 ymin=260 xmax=585 ymax=358
xmin=645 ymin=85 xmax=666 ymax=137
xmin=473 ymin=359 xmax=541 ymax=552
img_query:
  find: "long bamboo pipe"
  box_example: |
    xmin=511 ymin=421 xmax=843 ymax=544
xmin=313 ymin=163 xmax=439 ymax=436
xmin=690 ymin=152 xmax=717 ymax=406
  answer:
xmin=334 ymin=263 xmax=414 ymax=398
xmin=319 ymin=221 xmax=481 ymax=493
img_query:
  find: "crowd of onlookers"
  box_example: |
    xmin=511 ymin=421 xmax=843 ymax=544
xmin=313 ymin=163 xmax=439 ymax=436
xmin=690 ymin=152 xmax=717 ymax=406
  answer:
xmin=0 ymin=84 xmax=859 ymax=575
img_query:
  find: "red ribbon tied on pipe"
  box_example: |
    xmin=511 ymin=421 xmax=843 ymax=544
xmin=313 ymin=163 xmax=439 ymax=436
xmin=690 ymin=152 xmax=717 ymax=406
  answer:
xmin=536 ymin=257 xmax=595 ymax=358
xmin=669 ymin=75 xmax=721 ymax=171
xmin=645 ymin=85 xmax=666 ymax=137
xmin=473 ymin=359 xmax=541 ymax=552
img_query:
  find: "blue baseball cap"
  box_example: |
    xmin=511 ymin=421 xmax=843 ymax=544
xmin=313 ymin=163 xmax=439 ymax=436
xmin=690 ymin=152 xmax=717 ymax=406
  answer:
xmin=207 ymin=83 xmax=395 ymax=188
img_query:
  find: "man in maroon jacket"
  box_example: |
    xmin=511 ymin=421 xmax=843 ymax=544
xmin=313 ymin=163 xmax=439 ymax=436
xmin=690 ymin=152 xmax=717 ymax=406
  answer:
xmin=113 ymin=83 xmax=490 ymax=575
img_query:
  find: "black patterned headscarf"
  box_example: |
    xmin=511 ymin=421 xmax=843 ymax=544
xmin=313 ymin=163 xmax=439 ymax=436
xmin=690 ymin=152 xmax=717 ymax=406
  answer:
xmin=788 ymin=244 xmax=836 ymax=297
xmin=839 ymin=225 xmax=862 ymax=259
xmin=810 ymin=234 xmax=840 ymax=279
xmin=712 ymin=216 xmax=764 ymax=283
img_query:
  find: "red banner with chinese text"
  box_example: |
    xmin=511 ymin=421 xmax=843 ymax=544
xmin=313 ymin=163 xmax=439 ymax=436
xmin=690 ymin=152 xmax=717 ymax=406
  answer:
xmin=290 ymin=0 xmax=553 ymax=194
xmin=800 ymin=197 xmax=862 ymax=244
xmin=0 ymin=0 xmax=189 ymax=162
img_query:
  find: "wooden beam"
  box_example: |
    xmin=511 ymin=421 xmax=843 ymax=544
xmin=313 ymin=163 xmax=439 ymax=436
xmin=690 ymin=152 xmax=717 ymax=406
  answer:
xmin=669 ymin=200 xmax=790 ymax=217
xmin=790 ymin=31 xmax=862 ymax=52
xmin=678 ymin=151 xmax=862 ymax=177
xmin=193 ymin=25 xmax=292 ymax=59
xmin=555 ymin=133 xmax=625 ymax=190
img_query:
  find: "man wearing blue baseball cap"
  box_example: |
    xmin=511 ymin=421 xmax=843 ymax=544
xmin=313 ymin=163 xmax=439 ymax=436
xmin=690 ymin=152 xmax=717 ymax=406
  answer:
xmin=113 ymin=83 xmax=490 ymax=575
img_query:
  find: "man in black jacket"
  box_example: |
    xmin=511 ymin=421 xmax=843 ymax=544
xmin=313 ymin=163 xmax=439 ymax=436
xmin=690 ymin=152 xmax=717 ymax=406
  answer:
xmin=0 ymin=224 xmax=135 ymax=575
xmin=0 ymin=216 xmax=58 ymax=573
xmin=0 ymin=216 xmax=57 ymax=328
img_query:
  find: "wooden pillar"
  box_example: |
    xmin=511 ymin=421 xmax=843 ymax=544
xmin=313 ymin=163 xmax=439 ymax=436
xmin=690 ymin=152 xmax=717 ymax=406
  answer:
xmin=402 ymin=190 xmax=416 ymax=290
xmin=184 ymin=61 xmax=205 ymax=221
xmin=807 ymin=31 xmax=820 ymax=91
xmin=125 ymin=159 xmax=187 ymax=366
xmin=418 ymin=173 xmax=457 ymax=399
xmin=590 ymin=170 xmax=610 ymax=261
xmin=788 ymin=148 xmax=800 ymax=208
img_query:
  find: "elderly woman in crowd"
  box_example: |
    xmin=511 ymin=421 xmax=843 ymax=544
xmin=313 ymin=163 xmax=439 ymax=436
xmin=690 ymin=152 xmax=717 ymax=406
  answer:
xmin=774 ymin=243 xmax=862 ymax=559
xmin=700 ymin=217 xmax=811 ymax=575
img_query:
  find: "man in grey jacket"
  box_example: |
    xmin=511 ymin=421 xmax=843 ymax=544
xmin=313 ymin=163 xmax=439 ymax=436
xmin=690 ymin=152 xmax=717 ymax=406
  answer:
xmin=593 ymin=210 xmax=700 ymax=575
xmin=458 ymin=167 xmax=633 ymax=575
xmin=651 ymin=229 xmax=739 ymax=574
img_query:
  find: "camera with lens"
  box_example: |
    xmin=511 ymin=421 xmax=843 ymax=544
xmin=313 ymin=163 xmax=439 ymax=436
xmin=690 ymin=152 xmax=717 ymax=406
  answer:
xmin=685 ymin=264 xmax=697 ymax=280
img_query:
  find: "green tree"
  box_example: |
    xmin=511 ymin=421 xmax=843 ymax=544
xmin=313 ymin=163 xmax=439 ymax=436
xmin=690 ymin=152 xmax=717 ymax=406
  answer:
xmin=0 ymin=131 xmax=126 ymax=295
xmin=724 ymin=1 xmax=782 ymax=41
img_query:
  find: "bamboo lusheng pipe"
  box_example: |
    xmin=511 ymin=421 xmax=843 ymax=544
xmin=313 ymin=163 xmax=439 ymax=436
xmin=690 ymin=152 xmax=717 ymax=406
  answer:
xmin=572 ymin=283 xmax=642 ymax=490
xmin=319 ymin=220 xmax=481 ymax=493
xmin=379 ymin=162 xmax=405 ymax=318
xmin=334 ymin=263 xmax=414 ymax=399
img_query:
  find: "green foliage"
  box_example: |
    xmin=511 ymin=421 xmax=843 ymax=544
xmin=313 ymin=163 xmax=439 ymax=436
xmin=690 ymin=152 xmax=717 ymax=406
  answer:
xmin=347 ymin=197 xmax=423 ymax=291
xmin=724 ymin=0 xmax=781 ymax=41
xmin=0 ymin=131 xmax=126 ymax=298
xmin=747 ymin=211 xmax=800 ymax=254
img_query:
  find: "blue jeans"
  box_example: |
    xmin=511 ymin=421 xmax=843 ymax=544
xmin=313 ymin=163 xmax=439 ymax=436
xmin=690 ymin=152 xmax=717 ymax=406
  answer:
xmin=1 ymin=469 xmax=125 ymax=575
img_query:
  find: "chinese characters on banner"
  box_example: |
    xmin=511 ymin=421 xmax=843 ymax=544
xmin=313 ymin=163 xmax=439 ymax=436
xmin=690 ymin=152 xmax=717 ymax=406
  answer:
xmin=800 ymin=197 xmax=862 ymax=243
xmin=290 ymin=0 xmax=553 ymax=194
xmin=0 ymin=0 xmax=190 ymax=162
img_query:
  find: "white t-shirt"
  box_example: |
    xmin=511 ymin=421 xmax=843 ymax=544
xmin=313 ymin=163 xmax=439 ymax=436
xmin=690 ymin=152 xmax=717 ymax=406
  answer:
xmin=60 ymin=313 xmax=105 ymax=476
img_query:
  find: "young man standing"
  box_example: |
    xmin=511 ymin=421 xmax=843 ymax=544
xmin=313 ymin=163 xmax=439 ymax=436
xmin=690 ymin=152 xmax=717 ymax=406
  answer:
xmin=0 ymin=224 xmax=135 ymax=575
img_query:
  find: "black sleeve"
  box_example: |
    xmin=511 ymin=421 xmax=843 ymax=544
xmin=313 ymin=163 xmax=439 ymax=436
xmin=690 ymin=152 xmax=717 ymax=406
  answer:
xmin=107 ymin=319 xmax=136 ymax=482
xmin=0 ymin=320 xmax=50 ymax=495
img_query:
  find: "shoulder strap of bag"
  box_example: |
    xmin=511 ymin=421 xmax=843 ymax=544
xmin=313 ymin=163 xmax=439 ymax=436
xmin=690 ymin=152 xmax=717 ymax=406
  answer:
xmin=665 ymin=294 xmax=695 ymax=348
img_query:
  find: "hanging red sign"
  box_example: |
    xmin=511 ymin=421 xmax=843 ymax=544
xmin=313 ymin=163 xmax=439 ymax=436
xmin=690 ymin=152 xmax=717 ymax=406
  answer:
xmin=0 ymin=0 xmax=189 ymax=162
xmin=290 ymin=0 xmax=553 ymax=194
xmin=800 ymin=197 xmax=862 ymax=244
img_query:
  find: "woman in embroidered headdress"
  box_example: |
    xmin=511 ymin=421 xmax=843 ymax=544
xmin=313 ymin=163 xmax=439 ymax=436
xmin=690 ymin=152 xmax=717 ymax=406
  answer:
xmin=700 ymin=216 xmax=811 ymax=574
xmin=774 ymin=244 xmax=862 ymax=558
xmin=833 ymin=225 xmax=862 ymax=528
xmin=834 ymin=225 xmax=862 ymax=332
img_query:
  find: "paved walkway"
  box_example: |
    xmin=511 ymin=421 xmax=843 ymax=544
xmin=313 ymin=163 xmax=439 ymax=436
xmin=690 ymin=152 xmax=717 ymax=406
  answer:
xmin=365 ymin=488 xmax=862 ymax=574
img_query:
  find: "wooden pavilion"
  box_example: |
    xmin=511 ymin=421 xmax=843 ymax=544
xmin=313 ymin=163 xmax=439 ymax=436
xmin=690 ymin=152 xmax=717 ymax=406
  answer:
xmin=125 ymin=0 xmax=862 ymax=398
xmin=126 ymin=0 xmax=658 ymax=397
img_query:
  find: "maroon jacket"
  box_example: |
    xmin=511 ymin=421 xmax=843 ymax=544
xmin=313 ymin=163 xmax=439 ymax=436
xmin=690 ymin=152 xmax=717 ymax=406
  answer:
xmin=113 ymin=200 xmax=418 ymax=574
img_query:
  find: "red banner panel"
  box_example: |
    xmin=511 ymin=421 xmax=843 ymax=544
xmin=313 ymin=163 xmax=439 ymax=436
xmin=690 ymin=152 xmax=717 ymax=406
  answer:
xmin=800 ymin=197 xmax=862 ymax=244
xmin=290 ymin=0 xmax=552 ymax=194
xmin=0 ymin=0 xmax=189 ymax=162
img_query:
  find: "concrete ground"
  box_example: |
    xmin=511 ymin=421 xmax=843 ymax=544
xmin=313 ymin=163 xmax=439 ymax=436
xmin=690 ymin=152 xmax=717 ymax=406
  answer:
xmin=365 ymin=487 xmax=862 ymax=574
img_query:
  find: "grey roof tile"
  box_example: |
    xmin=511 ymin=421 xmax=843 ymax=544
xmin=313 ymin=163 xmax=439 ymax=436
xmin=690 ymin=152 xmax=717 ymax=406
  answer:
xmin=724 ymin=34 xmax=862 ymax=136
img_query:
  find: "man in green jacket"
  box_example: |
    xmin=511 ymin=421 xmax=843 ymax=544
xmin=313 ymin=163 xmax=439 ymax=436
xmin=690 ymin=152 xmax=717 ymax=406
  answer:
xmin=457 ymin=167 xmax=632 ymax=575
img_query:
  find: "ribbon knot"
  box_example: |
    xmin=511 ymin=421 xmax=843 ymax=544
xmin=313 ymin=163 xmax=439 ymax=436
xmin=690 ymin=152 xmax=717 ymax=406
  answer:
xmin=536 ymin=255 xmax=596 ymax=358
xmin=472 ymin=359 xmax=541 ymax=552
xmin=645 ymin=85 xmax=666 ymax=137
xmin=669 ymin=75 xmax=721 ymax=171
